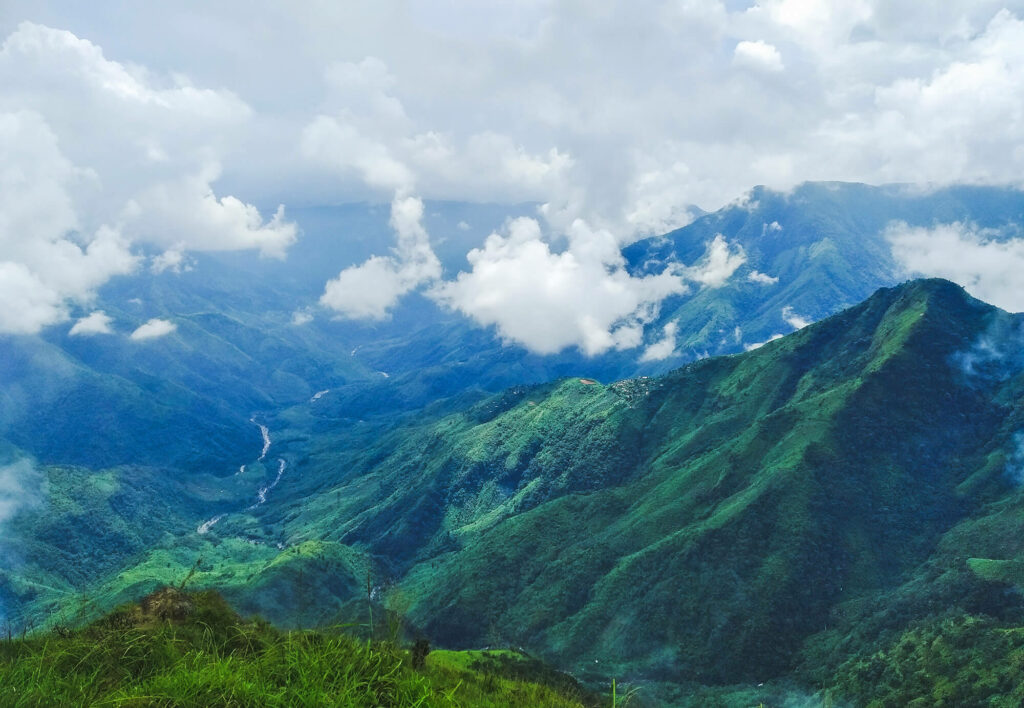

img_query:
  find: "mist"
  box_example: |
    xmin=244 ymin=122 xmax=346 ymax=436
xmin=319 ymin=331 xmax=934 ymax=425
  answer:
xmin=0 ymin=457 xmax=46 ymax=585
xmin=953 ymin=313 xmax=1024 ymax=382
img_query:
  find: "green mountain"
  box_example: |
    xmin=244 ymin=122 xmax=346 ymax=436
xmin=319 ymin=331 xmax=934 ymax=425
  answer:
xmin=10 ymin=277 xmax=1024 ymax=704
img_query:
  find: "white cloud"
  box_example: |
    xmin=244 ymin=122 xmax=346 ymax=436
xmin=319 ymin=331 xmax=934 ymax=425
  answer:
xmin=432 ymin=219 xmax=745 ymax=355
xmin=6 ymin=5 xmax=1024 ymax=341
xmin=0 ymin=261 xmax=64 ymax=334
xmin=126 ymin=168 xmax=297 ymax=258
xmin=887 ymin=221 xmax=1024 ymax=312
xmin=290 ymin=309 xmax=314 ymax=326
xmin=640 ymin=321 xmax=679 ymax=362
xmin=301 ymin=58 xmax=574 ymax=204
xmin=6 ymin=3 xmax=1024 ymax=222
xmin=151 ymin=249 xmax=190 ymax=274
xmin=432 ymin=217 xmax=685 ymax=355
xmin=320 ymin=193 xmax=441 ymax=319
xmin=0 ymin=111 xmax=139 ymax=333
xmin=745 ymin=333 xmax=784 ymax=351
xmin=749 ymin=270 xmax=780 ymax=284
xmin=130 ymin=318 xmax=177 ymax=340
xmin=302 ymin=114 xmax=415 ymax=192
xmin=69 ymin=310 xmax=113 ymax=336
xmin=733 ymin=40 xmax=784 ymax=72
xmin=684 ymin=234 xmax=747 ymax=288
xmin=0 ymin=22 xmax=296 ymax=334
xmin=782 ymin=305 xmax=811 ymax=329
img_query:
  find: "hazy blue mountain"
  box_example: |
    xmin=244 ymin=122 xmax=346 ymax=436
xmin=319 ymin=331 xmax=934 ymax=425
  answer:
xmin=7 ymin=183 xmax=1024 ymax=474
xmin=625 ymin=181 xmax=1024 ymax=358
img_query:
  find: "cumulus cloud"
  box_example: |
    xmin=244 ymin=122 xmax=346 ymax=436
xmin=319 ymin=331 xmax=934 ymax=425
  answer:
xmin=0 ymin=111 xmax=139 ymax=333
xmin=8 ymin=3 xmax=1024 ymax=218
xmin=130 ymin=318 xmax=177 ymax=340
xmin=150 ymin=249 xmax=191 ymax=275
xmin=640 ymin=321 xmax=679 ymax=362
xmin=684 ymin=235 xmax=748 ymax=288
xmin=8 ymin=4 xmax=1024 ymax=340
xmin=302 ymin=58 xmax=575 ymax=213
xmin=887 ymin=221 xmax=1024 ymax=312
xmin=69 ymin=311 xmax=114 ymax=336
xmin=431 ymin=218 xmax=683 ymax=355
xmin=302 ymin=114 xmax=415 ymax=192
xmin=320 ymin=193 xmax=441 ymax=319
xmin=733 ymin=40 xmax=784 ymax=72
xmin=432 ymin=219 xmax=746 ymax=355
xmin=126 ymin=168 xmax=297 ymax=258
xmin=782 ymin=305 xmax=812 ymax=329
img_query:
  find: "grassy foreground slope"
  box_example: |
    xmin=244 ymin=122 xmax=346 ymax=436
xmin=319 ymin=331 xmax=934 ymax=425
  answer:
xmin=0 ymin=588 xmax=596 ymax=707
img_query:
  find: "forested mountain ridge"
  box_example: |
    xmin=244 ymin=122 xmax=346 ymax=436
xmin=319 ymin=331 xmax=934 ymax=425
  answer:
xmin=9 ymin=277 xmax=1024 ymax=704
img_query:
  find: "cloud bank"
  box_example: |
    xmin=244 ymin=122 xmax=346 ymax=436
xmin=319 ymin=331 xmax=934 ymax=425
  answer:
xmin=0 ymin=22 xmax=296 ymax=334
xmin=887 ymin=221 xmax=1024 ymax=312
xmin=8 ymin=3 xmax=1024 ymax=343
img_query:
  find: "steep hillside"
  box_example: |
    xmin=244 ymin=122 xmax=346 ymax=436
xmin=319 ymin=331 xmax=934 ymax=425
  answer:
xmin=294 ymin=278 xmax=1015 ymax=685
xmin=14 ymin=278 xmax=1024 ymax=705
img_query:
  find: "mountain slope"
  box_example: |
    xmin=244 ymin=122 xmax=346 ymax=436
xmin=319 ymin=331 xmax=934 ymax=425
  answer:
xmin=7 ymin=185 xmax=1024 ymax=703
xmin=39 ymin=277 xmax=1022 ymax=699
xmin=351 ymin=279 xmax=1014 ymax=683
xmin=625 ymin=181 xmax=1024 ymax=358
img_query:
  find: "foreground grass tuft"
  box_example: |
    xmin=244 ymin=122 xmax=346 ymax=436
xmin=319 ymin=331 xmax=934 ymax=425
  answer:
xmin=0 ymin=589 xmax=590 ymax=707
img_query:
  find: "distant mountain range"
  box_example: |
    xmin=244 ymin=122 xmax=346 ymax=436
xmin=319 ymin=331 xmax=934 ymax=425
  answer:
xmin=5 ymin=184 xmax=1024 ymax=704
xmin=5 ymin=182 xmax=1024 ymax=472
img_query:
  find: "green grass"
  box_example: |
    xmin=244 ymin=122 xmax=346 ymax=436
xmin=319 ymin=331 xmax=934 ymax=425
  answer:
xmin=0 ymin=589 xmax=592 ymax=707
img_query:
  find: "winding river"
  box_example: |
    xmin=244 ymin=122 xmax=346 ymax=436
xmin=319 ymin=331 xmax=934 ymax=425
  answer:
xmin=196 ymin=417 xmax=288 ymax=534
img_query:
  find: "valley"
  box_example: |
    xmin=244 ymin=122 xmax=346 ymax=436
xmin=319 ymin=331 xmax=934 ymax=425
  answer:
xmin=5 ymin=187 xmax=1024 ymax=705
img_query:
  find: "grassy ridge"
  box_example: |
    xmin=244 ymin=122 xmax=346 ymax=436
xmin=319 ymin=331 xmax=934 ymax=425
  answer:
xmin=0 ymin=589 xmax=596 ymax=707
